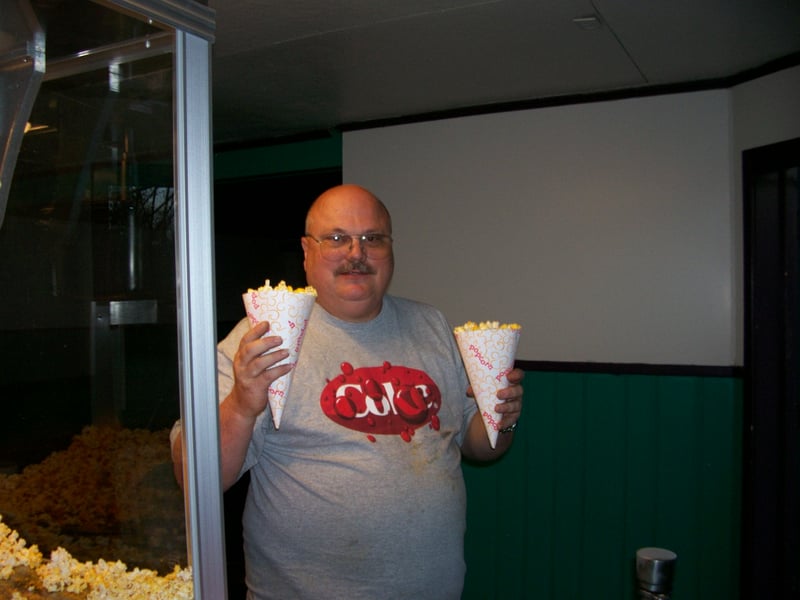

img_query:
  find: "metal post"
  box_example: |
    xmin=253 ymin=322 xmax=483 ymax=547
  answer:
xmin=173 ymin=24 xmax=226 ymax=600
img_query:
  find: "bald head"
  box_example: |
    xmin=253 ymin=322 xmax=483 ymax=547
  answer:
xmin=305 ymin=184 xmax=392 ymax=236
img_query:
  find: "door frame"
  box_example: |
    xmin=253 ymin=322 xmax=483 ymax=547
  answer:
xmin=741 ymin=137 xmax=800 ymax=598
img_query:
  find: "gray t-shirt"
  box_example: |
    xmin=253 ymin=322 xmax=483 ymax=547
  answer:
xmin=217 ymin=295 xmax=474 ymax=600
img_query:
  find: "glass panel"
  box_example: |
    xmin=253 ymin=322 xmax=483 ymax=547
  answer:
xmin=0 ymin=1 xmax=189 ymax=596
xmin=0 ymin=0 xmax=44 ymax=228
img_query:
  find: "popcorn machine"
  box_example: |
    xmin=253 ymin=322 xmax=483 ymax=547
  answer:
xmin=0 ymin=0 xmax=223 ymax=597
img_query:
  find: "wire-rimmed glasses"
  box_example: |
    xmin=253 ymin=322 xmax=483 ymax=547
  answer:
xmin=305 ymin=232 xmax=393 ymax=260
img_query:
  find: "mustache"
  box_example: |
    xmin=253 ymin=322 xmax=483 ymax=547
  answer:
xmin=335 ymin=260 xmax=375 ymax=275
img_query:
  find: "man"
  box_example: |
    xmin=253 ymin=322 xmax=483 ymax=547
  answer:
xmin=172 ymin=184 xmax=523 ymax=599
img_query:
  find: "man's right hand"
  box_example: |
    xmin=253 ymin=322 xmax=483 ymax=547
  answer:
xmin=218 ymin=321 xmax=293 ymax=490
xmin=228 ymin=320 xmax=293 ymax=420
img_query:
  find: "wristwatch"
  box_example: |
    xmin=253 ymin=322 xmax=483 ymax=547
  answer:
xmin=499 ymin=422 xmax=518 ymax=434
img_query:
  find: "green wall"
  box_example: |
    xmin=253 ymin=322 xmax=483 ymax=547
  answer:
xmin=462 ymin=370 xmax=742 ymax=600
xmin=214 ymin=134 xmax=342 ymax=180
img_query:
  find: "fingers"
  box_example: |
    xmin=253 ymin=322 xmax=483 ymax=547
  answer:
xmin=241 ymin=321 xmax=280 ymax=352
xmin=494 ymin=368 xmax=524 ymax=427
xmin=240 ymin=322 xmax=285 ymax=366
xmin=505 ymin=367 xmax=524 ymax=385
xmin=494 ymin=397 xmax=521 ymax=430
xmin=495 ymin=369 xmax=524 ymax=403
xmin=247 ymin=345 xmax=291 ymax=378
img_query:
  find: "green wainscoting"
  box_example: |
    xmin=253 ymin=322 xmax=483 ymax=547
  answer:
xmin=462 ymin=370 xmax=743 ymax=600
xmin=214 ymin=133 xmax=342 ymax=180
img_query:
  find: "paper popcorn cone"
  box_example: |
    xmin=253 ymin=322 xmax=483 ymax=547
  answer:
xmin=454 ymin=321 xmax=521 ymax=448
xmin=242 ymin=280 xmax=316 ymax=429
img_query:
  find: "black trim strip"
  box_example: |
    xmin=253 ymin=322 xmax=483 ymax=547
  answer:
xmin=515 ymin=360 xmax=742 ymax=378
xmin=340 ymin=52 xmax=800 ymax=134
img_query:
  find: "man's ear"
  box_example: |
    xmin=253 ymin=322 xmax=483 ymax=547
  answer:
xmin=300 ymin=236 xmax=309 ymax=266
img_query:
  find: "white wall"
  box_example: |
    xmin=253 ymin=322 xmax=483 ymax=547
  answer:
xmin=344 ymin=67 xmax=800 ymax=366
xmin=733 ymin=65 xmax=800 ymax=152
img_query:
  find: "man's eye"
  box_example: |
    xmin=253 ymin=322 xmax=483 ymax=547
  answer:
xmin=328 ymin=234 xmax=345 ymax=244
xmin=363 ymin=234 xmax=379 ymax=243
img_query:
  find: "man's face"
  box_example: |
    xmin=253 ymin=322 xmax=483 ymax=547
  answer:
xmin=301 ymin=186 xmax=394 ymax=322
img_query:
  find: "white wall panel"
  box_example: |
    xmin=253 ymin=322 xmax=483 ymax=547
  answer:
xmin=344 ymin=90 xmax=734 ymax=364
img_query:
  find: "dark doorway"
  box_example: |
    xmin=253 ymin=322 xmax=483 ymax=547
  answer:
xmin=214 ymin=168 xmax=342 ymax=335
xmin=742 ymin=137 xmax=800 ymax=599
xmin=214 ymin=167 xmax=341 ymax=600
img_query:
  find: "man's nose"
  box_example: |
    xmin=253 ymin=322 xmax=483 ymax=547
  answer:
xmin=346 ymin=236 xmax=366 ymax=259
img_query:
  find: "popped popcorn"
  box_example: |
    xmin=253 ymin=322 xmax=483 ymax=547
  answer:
xmin=1 ymin=515 xmax=43 ymax=579
xmin=247 ymin=279 xmax=316 ymax=295
xmin=0 ymin=426 xmax=186 ymax=573
xmin=0 ymin=426 xmax=191 ymax=597
xmin=453 ymin=320 xmax=521 ymax=333
xmin=1 ymin=516 xmax=193 ymax=599
xmin=37 ymin=547 xmax=193 ymax=599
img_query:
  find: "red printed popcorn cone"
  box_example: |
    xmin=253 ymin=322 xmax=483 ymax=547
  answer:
xmin=454 ymin=321 xmax=521 ymax=448
xmin=242 ymin=280 xmax=317 ymax=429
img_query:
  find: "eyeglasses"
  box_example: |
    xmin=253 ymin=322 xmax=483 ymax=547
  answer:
xmin=306 ymin=232 xmax=393 ymax=260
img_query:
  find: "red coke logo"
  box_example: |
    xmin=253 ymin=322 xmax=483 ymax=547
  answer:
xmin=320 ymin=361 xmax=442 ymax=442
